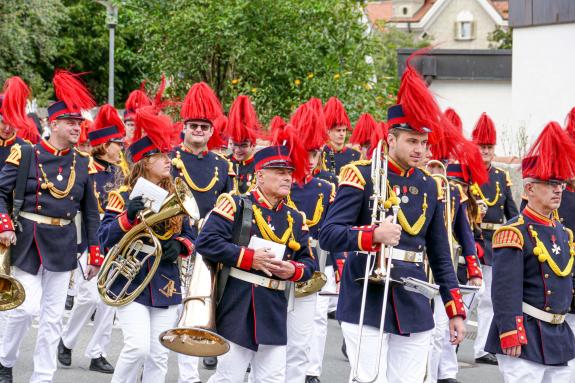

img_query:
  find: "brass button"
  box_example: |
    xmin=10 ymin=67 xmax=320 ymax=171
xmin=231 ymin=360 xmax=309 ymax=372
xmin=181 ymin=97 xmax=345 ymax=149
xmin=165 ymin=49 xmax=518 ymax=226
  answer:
xmin=545 ymin=274 xmax=550 ymax=279
xmin=545 ymin=306 xmax=551 ymax=311
xmin=546 ymin=290 xmax=552 ymax=295
xmin=37 ymin=192 xmax=42 ymax=196
xmin=37 ymin=205 xmax=42 ymax=210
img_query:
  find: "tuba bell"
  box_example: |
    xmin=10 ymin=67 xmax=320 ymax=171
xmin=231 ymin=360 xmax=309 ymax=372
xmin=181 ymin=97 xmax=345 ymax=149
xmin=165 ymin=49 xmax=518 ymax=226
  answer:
xmin=159 ymin=251 xmax=229 ymax=357
xmin=0 ymin=244 xmax=25 ymax=311
xmin=97 ymin=177 xmax=200 ymax=307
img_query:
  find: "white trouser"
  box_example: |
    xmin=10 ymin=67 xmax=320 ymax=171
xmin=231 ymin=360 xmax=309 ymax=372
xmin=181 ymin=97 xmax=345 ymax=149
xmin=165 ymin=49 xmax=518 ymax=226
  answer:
xmin=285 ymin=293 xmax=317 ymax=383
xmin=474 ymin=265 xmax=493 ymax=358
xmin=566 ymin=314 xmax=575 ymax=383
xmin=111 ymin=302 xmax=178 ymax=383
xmin=497 ymin=354 xmax=573 ymax=383
xmin=61 ymin=253 xmax=115 ymax=358
xmin=208 ymin=341 xmax=286 ymax=383
xmin=341 ymin=321 xmax=432 ymax=383
xmin=427 ymin=296 xmax=458 ymax=382
xmin=0 ymin=266 xmax=69 ymax=383
xmin=177 ymin=300 xmax=200 ymax=383
xmin=306 ymin=265 xmax=336 ymax=377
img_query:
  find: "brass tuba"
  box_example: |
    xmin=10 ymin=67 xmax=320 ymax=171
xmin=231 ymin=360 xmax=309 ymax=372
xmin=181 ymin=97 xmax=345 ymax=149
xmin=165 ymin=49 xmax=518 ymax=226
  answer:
xmin=0 ymin=245 xmax=25 ymax=311
xmin=97 ymin=178 xmax=200 ymax=307
xmin=159 ymin=251 xmax=229 ymax=357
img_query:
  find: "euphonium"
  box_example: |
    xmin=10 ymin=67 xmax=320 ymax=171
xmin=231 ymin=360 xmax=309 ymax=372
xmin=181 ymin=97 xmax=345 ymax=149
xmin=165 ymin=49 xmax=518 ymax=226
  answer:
xmin=97 ymin=178 xmax=200 ymax=307
xmin=160 ymin=252 xmax=229 ymax=357
xmin=0 ymin=245 xmax=25 ymax=311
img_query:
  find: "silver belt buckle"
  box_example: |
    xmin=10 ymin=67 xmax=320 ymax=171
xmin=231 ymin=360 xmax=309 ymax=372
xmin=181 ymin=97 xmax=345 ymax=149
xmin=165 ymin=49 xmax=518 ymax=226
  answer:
xmin=405 ymin=251 xmax=416 ymax=262
xmin=268 ymin=279 xmax=280 ymax=290
xmin=551 ymin=313 xmax=564 ymax=324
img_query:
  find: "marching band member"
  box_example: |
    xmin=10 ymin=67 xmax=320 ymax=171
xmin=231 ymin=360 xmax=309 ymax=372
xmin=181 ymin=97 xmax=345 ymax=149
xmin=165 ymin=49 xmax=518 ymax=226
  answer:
xmin=321 ymin=97 xmax=360 ymax=175
xmin=172 ymin=82 xmax=234 ymax=381
xmin=226 ymin=95 xmax=260 ymax=195
xmin=123 ymin=84 xmax=152 ymax=143
xmin=98 ymin=107 xmax=195 ymax=383
xmin=485 ymin=121 xmax=575 ymax=382
xmin=0 ymin=70 xmax=102 ymax=383
xmin=285 ymin=104 xmax=335 ymax=383
xmin=58 ymin=104 xmax=125 ymax=374
xmin=470 ymin=112 xmax=519 ymax=365
xmin=196 ymin=127 xmax=317 ymax=383
xmin=319 ymin=59 xmax=467 ymax=383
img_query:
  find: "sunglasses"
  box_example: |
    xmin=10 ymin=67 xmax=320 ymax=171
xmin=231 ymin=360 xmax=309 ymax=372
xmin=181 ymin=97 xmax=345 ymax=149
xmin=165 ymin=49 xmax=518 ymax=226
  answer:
xmin=186 ymin=122 xmax=212 ymax=132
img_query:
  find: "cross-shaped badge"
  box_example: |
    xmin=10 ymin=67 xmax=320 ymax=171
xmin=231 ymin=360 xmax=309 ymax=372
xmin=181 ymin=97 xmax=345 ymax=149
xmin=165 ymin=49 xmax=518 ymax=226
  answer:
xmin=552 ymin=243 xmax=561 ymax=255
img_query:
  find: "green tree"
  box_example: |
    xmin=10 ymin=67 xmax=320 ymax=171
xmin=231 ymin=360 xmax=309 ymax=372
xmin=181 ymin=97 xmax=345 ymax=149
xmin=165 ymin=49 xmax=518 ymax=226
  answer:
xmin=488 ymin=26 xmax=512 ymax=49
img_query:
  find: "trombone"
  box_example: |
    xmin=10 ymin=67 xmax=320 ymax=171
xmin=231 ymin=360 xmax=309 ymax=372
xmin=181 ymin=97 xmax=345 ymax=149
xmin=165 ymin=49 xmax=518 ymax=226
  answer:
xmin=351 ymin=140 xmax=400 ymax=383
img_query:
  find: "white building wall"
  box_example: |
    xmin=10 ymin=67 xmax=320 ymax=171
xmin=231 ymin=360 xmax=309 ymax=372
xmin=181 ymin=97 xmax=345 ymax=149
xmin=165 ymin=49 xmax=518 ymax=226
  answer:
xmin=430 ymin=79 xmax=513 ymax=155
xmin=512 ymin=23 xmax=575 ymax=143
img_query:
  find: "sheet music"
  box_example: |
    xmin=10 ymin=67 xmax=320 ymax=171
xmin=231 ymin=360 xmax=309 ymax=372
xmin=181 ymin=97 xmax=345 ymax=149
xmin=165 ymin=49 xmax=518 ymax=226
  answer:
xmin=129 ymin=177 xmax=169 ymax=213
xmin=248 ymin=236 xmax=286 ymax=261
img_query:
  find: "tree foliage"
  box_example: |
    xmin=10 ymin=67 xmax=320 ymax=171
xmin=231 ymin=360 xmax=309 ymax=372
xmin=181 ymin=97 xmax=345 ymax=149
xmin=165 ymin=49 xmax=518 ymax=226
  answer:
xmin=488 ymin=26 xmax=512 ymax=49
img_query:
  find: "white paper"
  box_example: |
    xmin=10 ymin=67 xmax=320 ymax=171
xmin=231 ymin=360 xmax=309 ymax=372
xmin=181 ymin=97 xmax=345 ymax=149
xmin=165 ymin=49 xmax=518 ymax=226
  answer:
xmin=129 ymin=177 xmax=169 ymax=213
xmin=248 ymin=236 xmax=286 ymax=261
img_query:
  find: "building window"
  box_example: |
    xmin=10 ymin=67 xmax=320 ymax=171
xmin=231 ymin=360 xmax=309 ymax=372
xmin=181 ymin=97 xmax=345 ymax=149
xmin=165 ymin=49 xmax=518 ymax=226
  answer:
xmin=402 ymin=7 xmax=408 ymax=15
xmin=455 ymin=10 xmax=475 ymax=40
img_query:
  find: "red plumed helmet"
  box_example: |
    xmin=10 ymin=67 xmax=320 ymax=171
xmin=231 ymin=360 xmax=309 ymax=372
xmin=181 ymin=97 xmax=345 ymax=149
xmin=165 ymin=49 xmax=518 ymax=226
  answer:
xmin=350 ymin=113 xmax=378 ymax=146
xmin=90 ymin=104 xmax=126 ymax=147
xmin=269 ymin=115 xmax=287 ymax=137
xmin=323 ymin=97 xmax=350 ymax=131
xmin=522 ymin=121 xmax=575 ymax=181
xmin=271 ymin=123 xmax=309 ymax=184
xmin=52 ymin=70 xmax=96 ymax=112
xmin=444 ymin=108 xmax=462 ymax=134
xmin=207 ymin=115 xmax=228 ymax=150
xmin=564 ymin=106 xmax=575 ymax=141
xmin=472 ymin=113 xmax=496 ymax=145
xmin=133 ymin=106 xmax=173 ymax=152
xmin=306 ymin=98 xmax=327 ymax=132
xmin=78 ymin=120 xmax=94 ymax=146
xmin=124 ymin=82 xmax=152 ymax=120
xmin=292 ymin=104 xmax=328 ymax=152
xmin=181 ymin=82 xmax=223 ymax=123
xmin=226 ymin=95 xmax=260 ymax=144
xmin=1 ymin=76 xmax=31 ymax=131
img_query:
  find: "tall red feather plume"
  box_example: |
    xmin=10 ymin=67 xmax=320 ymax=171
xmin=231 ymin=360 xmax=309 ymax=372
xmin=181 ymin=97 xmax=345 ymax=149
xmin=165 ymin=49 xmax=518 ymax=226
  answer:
xmin=444 ymin=108 xmax=463 ymax=134
xmin=564 ymin=106 xmax=575 ymax=141
xmin=125 ymin=85 xmax=152 ymax=112
xmin=323 ymin=97 xmax=350 ymax=130
xmin=180 ymin=82 xmax=223 ymax=122
xmin=269 ymin=115 xmax=287 ymax=137
xmin=271 ymin=123 xmax=309 ymax=184
xmin=1 ymin=76 xmax=31 ymax=130
xmin=226 ymin=95 xmax=260 ymax=144
xmin=134 ymin=106 xmax=173 ymax=152
xmin=350 ymin=113 xmax=378 ymax=146
xmin=523 ymin=121 xmax=575 ymax=181
xmin=207 ymin=115 xmax=228 ymax=150
xmin=367 ymin=121 xmax=387 ymax=159
xmin=53 ymin=70 xmax=95 ymax=111
xmin=306 ymin=98 xmax=327 ymax=132
xmin=471 ymin=113 xmax=497 ymax=145
xmin=94 ymin=104 xmax=126 ymax=136
xmin=153 ymin=74 xmax=166 ymax=108
xmin=292 ymin=104 xmax=328 ymax=151
xmin=18 ymin=118 xmax=40 ymax=144
xmin=170 ymin=121 xmax=184 ymax=147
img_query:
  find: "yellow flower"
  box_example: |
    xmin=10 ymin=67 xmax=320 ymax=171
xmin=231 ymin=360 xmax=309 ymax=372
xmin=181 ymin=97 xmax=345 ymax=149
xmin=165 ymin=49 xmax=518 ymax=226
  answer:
xmin=231 ymin=79 xmax=240 ymax=85
xmin=294 ymin=79 xmax=301 ymax=86
xmin=333 ymin=73 xmax=340 ymax=80
xmin=251 ymin=88 xmax=257 ymax=93
xmin=364 ymin=83 xmax=373 ymax=90
xmin=307 ymin=73 xmax=314 ymax=80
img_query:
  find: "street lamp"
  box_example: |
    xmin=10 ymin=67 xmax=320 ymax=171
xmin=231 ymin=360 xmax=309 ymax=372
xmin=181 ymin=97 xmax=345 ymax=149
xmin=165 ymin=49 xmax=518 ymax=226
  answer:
xmin=97 ymin=1 xmax=118 ymax=106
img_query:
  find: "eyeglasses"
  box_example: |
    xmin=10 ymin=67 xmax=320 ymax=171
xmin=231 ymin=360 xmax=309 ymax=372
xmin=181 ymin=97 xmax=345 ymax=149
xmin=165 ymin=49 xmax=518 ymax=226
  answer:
xmin=186 ymin=122 xmax=212 ymax=132
xmin=531 ymin=180 xmax=567 ymax=190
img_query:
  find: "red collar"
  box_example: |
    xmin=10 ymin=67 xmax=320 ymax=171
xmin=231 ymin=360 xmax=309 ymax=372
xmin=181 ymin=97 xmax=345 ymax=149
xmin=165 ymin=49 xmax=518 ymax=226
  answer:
xmin=0 ymin=134 xmax=17 ymax=147
xmin=567 ymin=184 xmax=575 ymax=193
xmin=180 ymin=144 xmax=208 ymax=157
xmin=94 ymin=160 xmax=106 ymax=172
xmin=388 ymin=157 xmax=414 ymax=177
xmin=232 ymin=153 xmax=255 ymax=166
xmin=252 ymin=188 xmax=284 ymax=211
xmin=40 ymin=139 xmax=71 ymax=156
xmin=523 ymin=206 xmax=554 ymax=227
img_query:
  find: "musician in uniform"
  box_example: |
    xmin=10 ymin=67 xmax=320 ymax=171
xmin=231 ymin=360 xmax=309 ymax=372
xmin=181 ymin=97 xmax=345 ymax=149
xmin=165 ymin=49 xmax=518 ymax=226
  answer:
xmin=485 ymin=121 xmax=575 ymax=382
xmin=98 ymin=107 xmax=195 ymax=383
xmin=58 ymin=104 xmax=125 ymax=374
xmin=284 ymin=105 xmax=335 ymax=383
xmin=227 ymin=95 xmax=260 ymax=194
xmin=0 ymin=71 xmax=102 ymax=383
xmin=196 ymin=137 xmax=317 ymax=382
xmin=321 ymin=97 xmax=360 ymax=175
xmin=470 ymin=112 xmax=519 ymax=365
xmin=172 ymin=82 xmax=234 ymax=379
xmin=319 ymin=62 xmax=466 ymax=383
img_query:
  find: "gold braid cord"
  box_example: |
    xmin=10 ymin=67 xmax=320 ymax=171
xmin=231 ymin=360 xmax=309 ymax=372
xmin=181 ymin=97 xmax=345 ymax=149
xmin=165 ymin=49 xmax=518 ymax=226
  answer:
xmin=172 ymin=155 xmax=219 ymax=193
xmin=529 ymin=226 xmax=574 ymax=277
xmin=388 ymin=184 xmax=428 ymax=236
xmin=286 ymin=193 xmax=324 ymax=228
xmin=39 ymin=152 xmax=77 ymax=199
xmin=471 ymin=182 xmax=500 ymax=207
xmin=253 ymin=205 xmax=300 ymax=251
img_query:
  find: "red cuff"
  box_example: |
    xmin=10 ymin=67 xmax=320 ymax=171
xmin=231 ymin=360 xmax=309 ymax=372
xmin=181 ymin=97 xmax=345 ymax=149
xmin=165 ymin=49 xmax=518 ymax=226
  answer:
xmin=236 ymin=247 xmax=254 ymax=270
xmin=87 ymin=246 xmax=104 ymax=266
xmin=353 ymin=225 xmax=381 ymax=252
xmin=444 ymin=288 xmax=466 ymax=319
xmin=118 ymin=211 xmax=139 ymax=232
xmin=289 ymin=261 xmax=305 ymax=281
xmin=335 ymin=259 xmax=345 ymax=283
xmin=476 ymin=243 xmax=484 ymax=259
xmin=500 ymin=316 xmax=528 ymax=349
xmin=465 ymin=255 xmax=483 ymax=279
xmin=0 ymin=213 xmax=14 ymax=232
xmin=175 ymin=237 xmax=194 ymax=257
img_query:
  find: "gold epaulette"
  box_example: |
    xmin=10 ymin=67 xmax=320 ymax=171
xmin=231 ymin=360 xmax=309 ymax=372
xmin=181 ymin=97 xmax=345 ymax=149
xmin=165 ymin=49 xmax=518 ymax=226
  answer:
xmin=106 ymin=187 xmax=129 ymax=213
xmin=212 ymin=193 xmax=236 ymax=221
xmin=74 ymin=148 xmax=91 ymax=157
xmin=87 ymin=156 xmax=98 ymax=175
xmin=454 ymin=183 xmax=468 ymax=204
xmin=419 ymin=167 xmax=432 ymax=176
xmin=227 ymin=160 xmax=236 ymax=177
xmin=338 ymin=162 xmax=368 ymax=190
xmin=328 ymin=181 xmax=336 ymax=203
xmin=433 ymin=176 xmax=444 ymax=201
xmin=492 ymin=226 xmax=524 ymax=250
xmin=495 ymin=166 xmax=513 ymax=187
xmin=6 ymin=144 xmax=21 ymax=166
xmin=566 ymin=227 xmax=574 ymax=243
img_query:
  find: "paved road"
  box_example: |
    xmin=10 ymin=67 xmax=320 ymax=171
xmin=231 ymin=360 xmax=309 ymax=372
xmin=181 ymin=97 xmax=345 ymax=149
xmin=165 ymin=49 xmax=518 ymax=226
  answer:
xmin=9 ymin=310 xmax=503 ymax=382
